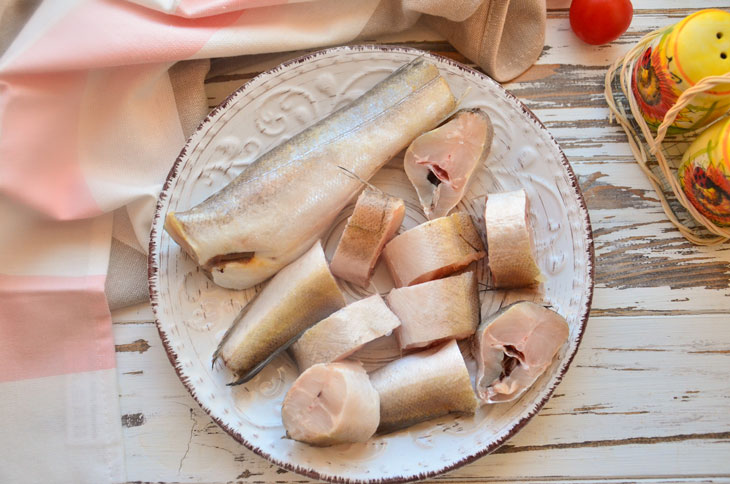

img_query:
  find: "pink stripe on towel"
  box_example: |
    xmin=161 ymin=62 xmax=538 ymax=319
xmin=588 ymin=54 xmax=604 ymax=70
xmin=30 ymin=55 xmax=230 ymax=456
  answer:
xmin=3 ymin=0 xmax=243 ymax=74
xmin=0 ymin=274 xmax=116 ymax=383
xmin=0 ymin=72 xmax=102 ymax=220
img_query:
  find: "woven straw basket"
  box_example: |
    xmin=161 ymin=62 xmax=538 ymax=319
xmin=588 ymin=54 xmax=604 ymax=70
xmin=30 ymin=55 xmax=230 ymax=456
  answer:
xmin=605 ymin=26 xmax=730 ymax=245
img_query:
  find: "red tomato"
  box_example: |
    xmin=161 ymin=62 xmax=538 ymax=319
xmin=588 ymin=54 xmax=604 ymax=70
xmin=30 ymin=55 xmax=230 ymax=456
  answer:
xmin=570 ymin=0 xmax=634 ymax=45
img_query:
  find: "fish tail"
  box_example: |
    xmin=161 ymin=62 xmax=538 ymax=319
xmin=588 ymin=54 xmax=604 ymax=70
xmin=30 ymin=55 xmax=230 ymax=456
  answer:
xmin=211 ymin=348 xmax=220 ymax=369
xmin=211 ymin=300 xmax=255 ymax=371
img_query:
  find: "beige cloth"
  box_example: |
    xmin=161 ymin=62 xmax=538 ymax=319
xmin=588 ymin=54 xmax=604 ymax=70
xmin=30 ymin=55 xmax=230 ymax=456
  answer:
xmin=0 ymin=0 xmax=41 ymax=54
xmin=98 ymin=0 xmax=546 ymax=309
xmin=106 ymin=59 xmax=212 ymax=310
xmin=426 ymin=0 xmax=546 ymax=82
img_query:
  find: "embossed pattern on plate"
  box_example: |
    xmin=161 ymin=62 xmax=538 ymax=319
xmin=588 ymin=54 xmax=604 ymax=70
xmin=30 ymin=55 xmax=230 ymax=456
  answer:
xmin=148 ymin=46 xmax=594 ymax=483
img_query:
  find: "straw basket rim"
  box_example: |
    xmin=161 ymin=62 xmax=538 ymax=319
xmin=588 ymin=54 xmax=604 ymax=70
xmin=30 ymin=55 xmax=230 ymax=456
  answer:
xmin=604 ymin=25 xmax=730 ymax=245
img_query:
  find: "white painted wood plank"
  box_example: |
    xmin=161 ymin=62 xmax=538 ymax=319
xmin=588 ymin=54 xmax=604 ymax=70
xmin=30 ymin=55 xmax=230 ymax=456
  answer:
xmin=592 ymin=287 xmax=730 ymax=315
xmin=540 ymin=15 xmax=688 ymax=68
xmin=115 ymin=315 xmax=730 ymax=482
xmin=111 ymin=301 xmax=154 ymax=323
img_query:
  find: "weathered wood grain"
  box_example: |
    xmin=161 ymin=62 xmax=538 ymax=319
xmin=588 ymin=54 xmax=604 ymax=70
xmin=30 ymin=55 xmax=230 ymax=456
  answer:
xmin=115 ymin=339 xmax=151 ymax=353
xmin=115 ymin=315 xmax=730 ymax=482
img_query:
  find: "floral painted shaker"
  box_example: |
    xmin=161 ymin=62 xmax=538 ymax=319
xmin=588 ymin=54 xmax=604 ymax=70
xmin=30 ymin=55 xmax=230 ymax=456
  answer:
xmin=632 ymin=9 xmax=730 ymax=133
xmin=678 ymin=116 xmax=730 ymax=226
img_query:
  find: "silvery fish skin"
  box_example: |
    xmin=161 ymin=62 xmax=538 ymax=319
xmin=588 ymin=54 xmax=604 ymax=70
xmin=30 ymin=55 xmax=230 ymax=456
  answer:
xmin=474 ymin=301 xmax=569 ymax=403
xmin=386 ymin=271 xmax=479 ymax=350
xmin=281 ymin=361 xmax=380 ymax=446
xmin=214 ymin=241 xmax=345 ymax=382
xmin=330 ymin=188 xmax=405 ymax=288
xmin=370 ymin=339 xmax=477 ymax=433
xmin=165 ymin=58 xmax=457 ymax=289
xmin=382 ymin=212 xmax=485 ymax=287
xmin=405 ymin=108 xmax=493 ymax=219
xmin=485 ymin=189 xmax=543 ymax=288
xmin=290 ymin=294 xmax=401 ymax=371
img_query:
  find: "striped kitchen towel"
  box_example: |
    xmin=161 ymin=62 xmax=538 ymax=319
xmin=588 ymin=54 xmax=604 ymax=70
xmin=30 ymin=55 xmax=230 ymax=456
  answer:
xmin=0 ymin=1 xmax=545 ymax=482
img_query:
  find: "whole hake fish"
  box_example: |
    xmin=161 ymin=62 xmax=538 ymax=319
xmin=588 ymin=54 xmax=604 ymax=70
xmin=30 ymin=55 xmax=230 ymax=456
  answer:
xmin=165 ymin=58 xmax=457 ymax=289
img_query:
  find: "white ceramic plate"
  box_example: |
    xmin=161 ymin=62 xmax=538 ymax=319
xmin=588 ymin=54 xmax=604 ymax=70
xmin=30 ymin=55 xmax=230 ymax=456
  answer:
xmin=149 ymin=46 xmax=594 ymax=483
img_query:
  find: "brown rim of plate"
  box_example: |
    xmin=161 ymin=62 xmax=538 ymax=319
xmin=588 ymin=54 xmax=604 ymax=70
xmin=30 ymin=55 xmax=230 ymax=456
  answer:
xmin=147 ymin=44 xmax=595 ymax=484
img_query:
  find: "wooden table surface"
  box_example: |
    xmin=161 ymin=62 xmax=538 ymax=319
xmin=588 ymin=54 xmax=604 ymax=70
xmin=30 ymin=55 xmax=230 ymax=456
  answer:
xmin=112 ymin=1 xmax=730 ymax=482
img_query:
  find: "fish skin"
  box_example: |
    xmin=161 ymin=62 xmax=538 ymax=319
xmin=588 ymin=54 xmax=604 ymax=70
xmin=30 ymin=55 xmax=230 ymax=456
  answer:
xmin=405 ymin=108 xmax=493 ymax=219
xmin=386 ymin=271 xmax=479 ymax=350
xmin=165 ymin=58 xmax=457 ymax=289
xmin=370 ymin=339 xmax=477 ymax=433
xmin=216 ymin=241 xmax=345 ymax=378
xmin=290 ymin=294 xmax=401 ymax=371
xmin=474 ymin=301 xmax=569 ymax=404
xmin=330 ymin=188 xmax=405 ymax=288
xmin=485 ymin=189 xmax=543 ymax=288
xmin=382 ymin=212 xmax=485 ymax=287
xmin=282 ymin=361 xmax=379 ymax=446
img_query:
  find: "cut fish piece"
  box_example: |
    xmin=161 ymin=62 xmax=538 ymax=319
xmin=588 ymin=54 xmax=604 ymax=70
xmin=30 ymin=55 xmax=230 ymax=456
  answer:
xmin=474 ymin=301 xmax=569 ymax=403
xmin=330 ymin=188 xmax=405 ymax=288
xmin=485 ymin=189 xmax=542 ymax=288
xmin=382 ymin=212 xmax=485 ymax=287
xmin=405 ymin=108 xmax=493 ymax=219
xmin=370 ymin=339 xmax=477 ymax=433
xmin=214 ymin=241 xmax=345 ymax=383
xmin=386 ymin=271 xmax=479 ymax=350
xmin=165 ymin=58 xmax=456 ymax=289
xmin=282 ymin=361 xmax=379 ymax=446
xmin=290 ymin=294 xmax=402 ymax=371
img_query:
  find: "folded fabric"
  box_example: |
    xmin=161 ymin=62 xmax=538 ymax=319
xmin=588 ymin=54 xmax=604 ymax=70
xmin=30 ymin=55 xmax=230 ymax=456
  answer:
xmin=0 ymin=1 xmax=545 ymax=482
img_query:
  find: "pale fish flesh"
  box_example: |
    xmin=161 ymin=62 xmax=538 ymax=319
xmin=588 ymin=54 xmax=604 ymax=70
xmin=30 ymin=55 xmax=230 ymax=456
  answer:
xmin=281 ymin=361 xmax=379 ymax=446
xmin=404 ymin=108 xmax=493 ymax=219
xmin=370 ymin=339 xmax=477 ymax=433
xmin=386 ymin=271 xmax=479 ymax=350
xmin=485 ymin=189 xmax=543 ymax=288
xmin=474 ymin=301 xmax=569 ymax=403
xmin=382 ymin=212 xmax=485 ymax=287
xmin=330 ymin=187 xmax=405 ymax=288
xmin=290 ymin=294 xmax=401 ymax=371
xmin=165 ymin=58 xmax=456 ymax=289
xmin=214 ymin=241 xmax=345 ymax=384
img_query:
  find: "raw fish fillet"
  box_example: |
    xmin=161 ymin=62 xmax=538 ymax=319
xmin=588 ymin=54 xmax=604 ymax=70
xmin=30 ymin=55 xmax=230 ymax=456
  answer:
xmin=214 ymin=241 xmax=345 ymax=383
xmin=386 ymin=271 xmax=479 ymax=350
xmin=282 ymin=361 xmax=379 ymax=446
xmin=382 ymin=212 xmax=485 ymax=287
xmin=474 ymin=301 xmax=569 ymax=403
xmin=290 ymin=294 xmax=401 ymax=371
xmin=370 ymin=339 xmax=477 ymax=433
xmin=485 ymin=189 xmax=542 ymax=288
xmin=405 ymin=108 xmax=493 ymax=219
xmin=330 ymin=188 xmax=405 ymax=288
xmin=165 ymin=58 xmax=456 ymax=289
